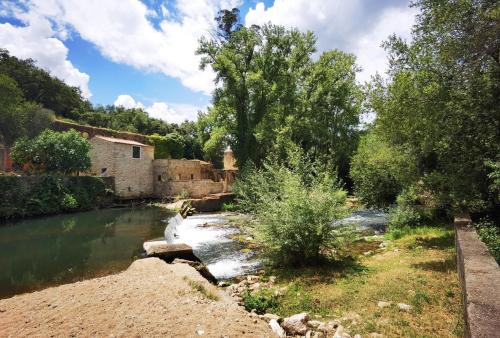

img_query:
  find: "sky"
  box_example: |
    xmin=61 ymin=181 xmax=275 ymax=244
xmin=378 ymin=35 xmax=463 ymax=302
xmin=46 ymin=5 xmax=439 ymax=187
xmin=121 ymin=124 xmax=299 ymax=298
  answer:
xmin=0 ymin=0 xmax=417 ymax=124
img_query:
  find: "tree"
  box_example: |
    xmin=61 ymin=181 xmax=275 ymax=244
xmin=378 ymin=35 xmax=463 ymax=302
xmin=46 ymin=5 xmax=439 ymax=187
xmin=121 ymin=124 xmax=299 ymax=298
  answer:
xmin=198 ymin=21 xmax=362 ymax=180
xmin=11 ymin=129 xmax=91 ymax=175
xmin=0 ymin=74 xmax=54 ymax=146
xmin=0 ymin=49 xmax=90 ymax=118
xmin=370 ymin=0 xmax=500 ymax=211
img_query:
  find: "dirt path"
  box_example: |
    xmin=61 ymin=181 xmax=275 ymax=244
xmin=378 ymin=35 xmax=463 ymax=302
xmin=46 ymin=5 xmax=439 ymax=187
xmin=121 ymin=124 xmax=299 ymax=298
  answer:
xmin=0 ymin=258 xmax=273 ymax=338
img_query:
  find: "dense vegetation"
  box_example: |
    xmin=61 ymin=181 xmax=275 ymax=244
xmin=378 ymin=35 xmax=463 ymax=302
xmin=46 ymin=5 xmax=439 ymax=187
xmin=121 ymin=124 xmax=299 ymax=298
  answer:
xmin=197 ymin=11 xmax=363 ymax=184
xmin=0 ymin=49 xmax=201 ymax=161
xmin=0 ymin=176 xmax=112 ymax=220
xmin=11 ymin=129 xmax=91 ymax=175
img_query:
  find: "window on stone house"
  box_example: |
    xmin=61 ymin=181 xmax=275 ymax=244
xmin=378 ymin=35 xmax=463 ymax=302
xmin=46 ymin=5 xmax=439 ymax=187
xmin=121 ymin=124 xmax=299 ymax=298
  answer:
xmin=191 ymin=174 xmax=194 ymax=180
xmin=132 ymin=146 xmax=140 ymax=159
xmin=158 ymin=175 xmax=162 ymax=181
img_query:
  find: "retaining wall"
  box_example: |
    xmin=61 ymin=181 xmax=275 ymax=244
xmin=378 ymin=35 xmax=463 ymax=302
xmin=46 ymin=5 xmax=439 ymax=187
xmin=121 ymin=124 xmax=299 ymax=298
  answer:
xmin=454 ymin=215 xmax=500 ymax=338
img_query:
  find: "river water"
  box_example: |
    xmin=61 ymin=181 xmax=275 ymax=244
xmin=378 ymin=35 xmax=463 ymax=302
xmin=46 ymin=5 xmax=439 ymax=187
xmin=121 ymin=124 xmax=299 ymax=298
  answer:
xmin=0 ymin=207 xmax=387 ymax=299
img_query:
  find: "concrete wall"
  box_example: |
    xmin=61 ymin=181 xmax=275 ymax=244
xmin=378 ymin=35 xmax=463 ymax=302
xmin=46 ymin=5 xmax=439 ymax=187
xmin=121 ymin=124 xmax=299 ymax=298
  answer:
xmin=90 ymin=137 xmax=154 ymax=199
xmin=454 ymin=215 xmax=500 ymax=338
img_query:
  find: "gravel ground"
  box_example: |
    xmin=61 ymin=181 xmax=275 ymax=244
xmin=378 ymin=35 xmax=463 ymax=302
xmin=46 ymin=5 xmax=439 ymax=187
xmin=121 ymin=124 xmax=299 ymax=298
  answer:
xmin=0 ymin=258 xmax=273 ymax=338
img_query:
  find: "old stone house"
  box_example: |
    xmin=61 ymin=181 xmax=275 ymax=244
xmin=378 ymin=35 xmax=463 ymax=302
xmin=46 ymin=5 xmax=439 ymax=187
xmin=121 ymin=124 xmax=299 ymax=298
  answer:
xmin=89 ymin=135 xmax=154 ymax=199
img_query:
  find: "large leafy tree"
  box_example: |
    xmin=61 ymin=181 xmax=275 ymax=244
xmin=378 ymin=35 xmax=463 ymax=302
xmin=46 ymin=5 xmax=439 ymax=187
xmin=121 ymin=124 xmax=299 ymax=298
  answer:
xmin=0 ymin=49 xmax=90 ymax=119
xmin=197 ymin=9 xmax=362 ymax=179
xmin=370 ymin=0 xmax=500 ymax=210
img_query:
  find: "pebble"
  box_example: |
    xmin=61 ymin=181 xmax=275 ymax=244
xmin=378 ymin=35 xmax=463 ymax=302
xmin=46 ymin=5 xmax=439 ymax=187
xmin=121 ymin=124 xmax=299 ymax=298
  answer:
xmin=377 ymin=301 xmax=392 ymax=308
xmin=398 ymin=303 xmax=411 ymax=311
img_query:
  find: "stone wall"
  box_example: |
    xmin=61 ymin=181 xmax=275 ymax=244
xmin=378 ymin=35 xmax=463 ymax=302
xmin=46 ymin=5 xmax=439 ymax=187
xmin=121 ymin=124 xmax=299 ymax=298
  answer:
xmin=156 ymin=179 xmax=223 ymax=199
xmin=454 ymin=215 xmax=500 ymax=338
xmin=153 ymin=159 xmax=205 ymax=181
xmin=90 ymin=137 xmax=154 ymax=199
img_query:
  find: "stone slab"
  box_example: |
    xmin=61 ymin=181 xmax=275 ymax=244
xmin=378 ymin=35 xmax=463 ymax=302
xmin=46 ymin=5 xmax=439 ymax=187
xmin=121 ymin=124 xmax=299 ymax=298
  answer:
xmin=454 ymin=216 xmax=500 ymax=338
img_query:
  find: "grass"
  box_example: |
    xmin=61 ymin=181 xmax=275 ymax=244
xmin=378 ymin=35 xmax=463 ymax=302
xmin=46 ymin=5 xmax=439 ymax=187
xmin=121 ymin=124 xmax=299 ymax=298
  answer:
xmin=183 ymin=276 xmax=220 ymax=301
xmin=260 ymin=225 xmax=463 ymax=337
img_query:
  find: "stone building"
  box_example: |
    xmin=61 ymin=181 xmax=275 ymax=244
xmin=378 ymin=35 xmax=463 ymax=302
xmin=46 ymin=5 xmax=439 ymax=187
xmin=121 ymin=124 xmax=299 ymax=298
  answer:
xmin=89 ymin=135 xmax=154 ymax=199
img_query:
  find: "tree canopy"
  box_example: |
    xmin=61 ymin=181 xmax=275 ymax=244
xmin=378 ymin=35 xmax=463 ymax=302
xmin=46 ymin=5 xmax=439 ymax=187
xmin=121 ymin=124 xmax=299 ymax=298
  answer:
xmin=197 ymin=11 xmax=363 ymax=182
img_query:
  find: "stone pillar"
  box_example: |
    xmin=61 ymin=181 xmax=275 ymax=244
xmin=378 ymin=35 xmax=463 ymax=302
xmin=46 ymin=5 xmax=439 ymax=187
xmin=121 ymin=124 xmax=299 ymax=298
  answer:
xmin=223 ymin=146 xmax=236 ymax=170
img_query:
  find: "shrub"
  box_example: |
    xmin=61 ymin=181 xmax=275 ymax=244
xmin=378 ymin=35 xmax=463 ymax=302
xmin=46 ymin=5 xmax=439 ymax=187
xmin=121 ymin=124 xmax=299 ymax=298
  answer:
xmin=0 ymin=176 xmax=110 ymax=220
xmin=388 ymin=186 xmax=435 ymax=229
xmin=350 ymin=132 xmax=416 ymax=208
xmin=221 ymin=202 xmax=240 ymax=212
xmin=475 ymin=218 xmax=500 ymax=263
xmin=11 ymin=129 xmax=91 ymax=174
xmin=234 ymin=152 xmax=351 ymax=266
xmin=242 ymin=290 xmax=278 ymax=314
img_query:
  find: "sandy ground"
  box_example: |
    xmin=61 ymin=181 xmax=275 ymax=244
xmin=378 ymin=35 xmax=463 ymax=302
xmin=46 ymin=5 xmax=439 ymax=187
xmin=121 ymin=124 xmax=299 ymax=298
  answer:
xmin=0 ymin=258 xmax=273 ymax=338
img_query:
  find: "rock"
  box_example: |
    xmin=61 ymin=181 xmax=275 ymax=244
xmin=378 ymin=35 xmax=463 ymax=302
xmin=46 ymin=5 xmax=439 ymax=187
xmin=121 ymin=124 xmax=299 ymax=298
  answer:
xmin=311 ymin=333 xmax=323 ymax=338
xmin=307 ymin=320 xmax=324 ymax=329
xmin=171 ymin=258 xmax=217 ymax=284
xmin=397 ymin=303 xmax=411 ymax=311
xmin=246 ymin=275 xmax=260 ymax=283
xmin=370 ymin=333 xmax=383 ymax=337
xmin=282 ymin=312 xmax=309 ymax=335
xmin=263 ymin=313 xmax=281 ymax=322
xmin=354 ymin=335 xmax=362 ymax=338
xmin=363 ymin=251 xmax=373 ymax=256
xmin=379 ymin=242 xmax=388 ymax=248
xmin=333 ymin=325 xmax=351 ymax=338
xmin=377 ymin=301 xmax=392 ymax=308
xmin=341 ymin=312 xmax=361 ymax=323
xmin=195 ymin=329 xmax=205 ymax=336
xmin=305 ymin=330 xmax=312 ymax=338
xmin=269 ymin=319 xmax=286 ymax=338
xmin=269 ymin=276 xmax=277 ymax=283
xmin=393 ymin=248 xmax=400 ymax=252
xmin=317 ymin=320 xmax=339 ymax=334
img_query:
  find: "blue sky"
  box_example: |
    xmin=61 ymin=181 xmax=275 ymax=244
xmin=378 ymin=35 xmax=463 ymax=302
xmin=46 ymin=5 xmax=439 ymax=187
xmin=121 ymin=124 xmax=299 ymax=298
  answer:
xmin=0 ymin=0 xmax=415 ymax=124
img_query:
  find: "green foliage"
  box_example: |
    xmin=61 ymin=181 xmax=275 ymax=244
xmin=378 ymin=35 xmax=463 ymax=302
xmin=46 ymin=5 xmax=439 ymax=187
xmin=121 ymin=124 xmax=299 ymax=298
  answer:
xmin=234 ymin=150 xmax=351 ymax=266
xmin=370 ymin=0 xmax=500 ymax=211
xmin=11 ymin=129 xmax=91 ymax=174
xmin=0 ymin=49 xmax=90 ymax=118
xmin=242 ymin=289 xmax=279 ymax=314
xmin=0 ymin=176 xmax=110 ymax=220
xmin=474 ymin=218 xmax=500 ymax=263
xmin=350 ymin=131 xmax=416 ymax=208
xmin=221 ymin=202 xmax=241 ymax=212
xmin=147 ymin=133 xmax=185 ymax=159
xmin=387 ymin=186 xmax=434 ymax=230
xmin=197 ymin=21 xmax=363 ymax=179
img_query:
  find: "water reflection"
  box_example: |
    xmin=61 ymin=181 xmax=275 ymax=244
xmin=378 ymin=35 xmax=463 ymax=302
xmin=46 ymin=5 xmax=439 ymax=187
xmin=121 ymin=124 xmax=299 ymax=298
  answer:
xmin=0 ymin=208 xmax=172 ymax=299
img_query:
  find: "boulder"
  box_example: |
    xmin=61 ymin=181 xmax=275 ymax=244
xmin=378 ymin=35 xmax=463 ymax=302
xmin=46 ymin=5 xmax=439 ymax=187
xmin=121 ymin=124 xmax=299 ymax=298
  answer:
xmin=282 ymin=312 xmax=309 ymax=335
xmin=269 ymin=319 xmax=286 ymax=338
xmin=143 ymin=241 xmax=198 ymax=262
xmin=307 ymin=320 xmax=324 ymax=329
xmin=172 ymin=258 xmax=217 ymax=284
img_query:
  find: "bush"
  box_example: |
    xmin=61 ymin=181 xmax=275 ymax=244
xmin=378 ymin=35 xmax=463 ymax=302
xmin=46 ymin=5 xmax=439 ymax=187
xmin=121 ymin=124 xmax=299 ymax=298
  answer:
xmin=221 ymin=202 xmax=241 ymax=212
xmin=234 ymin=152 xmax=351 ymax=266
xmin=388 ymin=186 xmax=434 ymax=229
xmin=0 ymin=176 xmax=111 ymax=220
xmin=475 ymin=218 xmax=500 ymax=263
xmin=350 ymin=132 xmax=416 ymax=208
xmin=242 ymin=290 xmax=278 ymax=314
xmin=11 ymin=129 xmax=91 ymax=174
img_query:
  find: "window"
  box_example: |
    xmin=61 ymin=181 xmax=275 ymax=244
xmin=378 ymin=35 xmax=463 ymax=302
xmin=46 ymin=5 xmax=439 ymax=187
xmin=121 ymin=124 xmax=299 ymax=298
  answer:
xmin=132 ymin=146 xmax=140 ymax=158
xmin=101 ymin=168 xmax=107 ymax=174
xmin=158 ymin=175 xmax=162 ymax=181
xmin=190 ymin=174 xmax=194 ymax=180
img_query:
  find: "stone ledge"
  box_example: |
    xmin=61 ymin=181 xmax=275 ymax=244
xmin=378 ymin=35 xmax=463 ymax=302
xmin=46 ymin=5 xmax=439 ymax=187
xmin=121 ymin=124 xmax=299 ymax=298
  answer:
xmin=454 ymin=215 xmax=500 ymax=338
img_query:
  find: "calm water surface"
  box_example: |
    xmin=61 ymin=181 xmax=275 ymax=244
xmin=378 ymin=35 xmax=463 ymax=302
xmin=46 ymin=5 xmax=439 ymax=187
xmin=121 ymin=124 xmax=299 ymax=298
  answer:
xmin=0 ymin=207 xmax=172 ymax=299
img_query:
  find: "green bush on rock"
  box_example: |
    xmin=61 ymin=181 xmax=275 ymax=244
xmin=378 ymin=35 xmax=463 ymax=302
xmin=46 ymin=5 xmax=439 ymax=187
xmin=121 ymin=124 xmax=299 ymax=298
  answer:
xmin=234 ymin=151 xmax=352 ymax=266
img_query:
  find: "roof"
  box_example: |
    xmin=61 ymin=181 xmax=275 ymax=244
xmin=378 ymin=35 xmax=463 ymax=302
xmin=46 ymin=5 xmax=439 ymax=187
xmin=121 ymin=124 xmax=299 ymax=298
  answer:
xmin=93 ymin=135 xmax=150 ymax=146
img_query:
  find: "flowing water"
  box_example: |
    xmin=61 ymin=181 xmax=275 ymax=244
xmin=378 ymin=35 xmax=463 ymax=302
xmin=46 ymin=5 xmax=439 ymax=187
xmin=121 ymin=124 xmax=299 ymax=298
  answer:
xmin=0 ymin=207 xmax=387 ymax=299
xmin=0 ymin=207 xmax=172 ymax=299
xmin=165 ymin=213 xmax=260 ymax=280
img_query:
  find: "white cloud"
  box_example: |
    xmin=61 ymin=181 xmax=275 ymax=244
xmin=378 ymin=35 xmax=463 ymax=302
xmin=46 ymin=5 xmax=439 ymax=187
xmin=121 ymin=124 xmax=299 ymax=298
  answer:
xmin=114 ymin=94 xmax=203 ymax=124
xmin=245 ymin=0 xmax=416 ymax=83
xmin=0 ymin=5 xmax=91 ymax=98
xmin=3 ymin=0 xmax=241 ymax=96
xmin=114 ymin=94 xmax=144 ymax=109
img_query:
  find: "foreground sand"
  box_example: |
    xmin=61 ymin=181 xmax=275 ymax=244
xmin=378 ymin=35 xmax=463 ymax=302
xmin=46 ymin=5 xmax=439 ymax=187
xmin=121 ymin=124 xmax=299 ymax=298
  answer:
xmin=0 ymin=258 xmax=273 ymax=338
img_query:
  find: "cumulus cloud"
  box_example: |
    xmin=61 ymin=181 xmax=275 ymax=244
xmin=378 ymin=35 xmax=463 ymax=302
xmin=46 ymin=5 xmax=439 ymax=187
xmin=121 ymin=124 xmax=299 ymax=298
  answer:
xmin=114 ymin=94 xmax=203 ymax=124
xmin=0 ymin=5 xmax=91 ymax=97
xmin=2 ymin=0 xmax=241 ymax=96
xmin=245 ymin=0 xmax=416 ymax=82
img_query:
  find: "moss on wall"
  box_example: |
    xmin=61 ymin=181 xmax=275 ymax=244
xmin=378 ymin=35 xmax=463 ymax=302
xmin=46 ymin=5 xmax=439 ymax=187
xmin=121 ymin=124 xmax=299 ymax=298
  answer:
xmin=0 ymin=176 xmax=113 ymax=220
